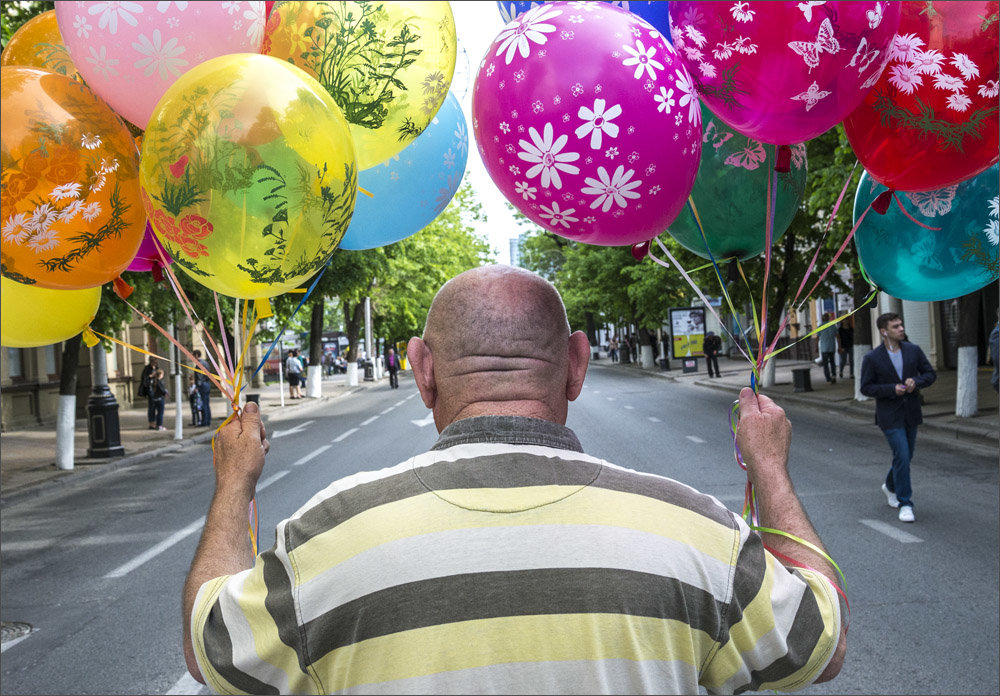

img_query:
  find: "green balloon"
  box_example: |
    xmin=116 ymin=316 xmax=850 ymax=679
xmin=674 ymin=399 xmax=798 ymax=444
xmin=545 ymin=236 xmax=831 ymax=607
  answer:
xmin=666 ymin=115 xmax=807 ymax=261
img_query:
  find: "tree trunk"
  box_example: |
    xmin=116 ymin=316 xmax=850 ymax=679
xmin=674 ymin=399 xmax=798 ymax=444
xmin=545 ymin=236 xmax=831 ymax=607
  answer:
xmin=56 ymin=335 xmax=82 ymax=470
xmin=307 ymin=299 xmax=324 ymax=398
xmin=853 ymin=272 xmax=873 ymax=402
xmin=955 ymin=289 xmax=980 ymax=417
xmin=343 ymin=299 xmax=364 ymax=362
xmin=585 ymin=311 xmax=597 ymax=347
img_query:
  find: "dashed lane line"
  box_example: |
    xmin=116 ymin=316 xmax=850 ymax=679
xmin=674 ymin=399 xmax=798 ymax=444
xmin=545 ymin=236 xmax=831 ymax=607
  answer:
xmin=332 ymin=428 xmax=358 ymax=443
xmin=648 ymin=416 xmax=661 ymax=423
xmin=292 ymin=445 xmax=331 ymax=467
xmin=686 ymin=435 xmax=706 ymax=444
xmin=859 ymin=519 xmax=924 ymax=543
xmin=361 ymin=415 xmax=379 ymax=426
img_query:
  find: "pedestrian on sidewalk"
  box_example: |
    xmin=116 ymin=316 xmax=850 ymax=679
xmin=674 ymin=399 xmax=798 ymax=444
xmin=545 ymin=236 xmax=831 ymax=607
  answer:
xmin=285 ymin=349 xmax=303 ymax=399
xmin=138 ymin=357 xmax=159 ymax=430
xmin=187 ymin=374 xmax=203 ymax=427
xmin=704 ymin=331 xmax=722 ymax=378
xmin=837 ymin=319 xmax=854 ymax=379
xmin=150 ymin=368 xmax=168 ymax=431
xmin=192 ymin=350 xmax=213 ymax=426
xmin=860 ymin=312 xmax=937 ymax=524
xmin=608 ymin=335 xmax=619 ymax=362
xmin=183 ymin=265 xmax=844 ymax=695
xmin=386 ymin=347 xmax=399 ymax=388
xmin=818 ymin=313 xmax=839 ymax=384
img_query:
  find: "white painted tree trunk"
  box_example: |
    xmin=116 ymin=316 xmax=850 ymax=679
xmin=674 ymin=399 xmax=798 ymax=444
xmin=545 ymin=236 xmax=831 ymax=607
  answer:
xmin=760 ymin=357 xmax=776 ymax=388
xmin=640 ymin=344 xmax=654 ymax=369
xmin=853 ymin=345 xmax=870 ymax=401
xmin=346 ymin=362 xmax=359 ymax=387
xmin=55 ymin=395 xmax=76 ymax=470
xmin=955 ymin=345 xmax=978 ymax=417
xmin=306 ymin=364 xmax=322 ymax=398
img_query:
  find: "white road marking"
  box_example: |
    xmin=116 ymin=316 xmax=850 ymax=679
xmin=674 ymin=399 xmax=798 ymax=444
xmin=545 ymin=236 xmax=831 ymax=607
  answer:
xmin=4 ymin=532 xmax=164 ymax=553
xmin=859 ymin=519 xmax=924 ymax=543
xmin=257 ymin=471 xmax=288 ymax=491
xmin=166 ymin=672 xmax=205 ymax=695
xmin=412 ymin=413 xmax=435 ymax=427
xmin=104 ymin=517 xmax=205 ymax=579
xmin=648 ymin=416 xmax=661 ymax=423
xmin=270 ymin=420 xmax=314 ymax=439
xmin=380 ymin=407 xmax=394 ymax=415
xmin=592 ymin=390 xmax=601 ymax=395
xmin=332 ymin=428 xmax=358 ymax=443
xmin=606 ymin=397 xmax=616 ymax=402
xmin=624 ymin=405 xmax=635 ymax=410
xmin=1 ymin=631 xmax=35 ymax=654
xmin=292 ymin=446 xmax=330 ymax=467
xmin=686 ymin=435 xmax=706 ymax=444
xmin=405 ymin=393 xmax=417 ymax=400
xmin=394 ymin=400 xmax=406 ymax=407
xmin=360 ymin=415 xmax=379 ymax=426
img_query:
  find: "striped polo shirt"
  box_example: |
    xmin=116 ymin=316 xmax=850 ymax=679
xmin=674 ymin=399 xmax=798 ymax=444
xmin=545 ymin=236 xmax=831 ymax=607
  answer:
xmin=192 ymin=415 xmax=840 ymax=694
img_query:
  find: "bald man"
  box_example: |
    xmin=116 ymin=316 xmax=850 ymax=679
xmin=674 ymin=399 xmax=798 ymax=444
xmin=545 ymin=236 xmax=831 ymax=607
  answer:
xmin=183 ymin=266 xmax=845 ymax=695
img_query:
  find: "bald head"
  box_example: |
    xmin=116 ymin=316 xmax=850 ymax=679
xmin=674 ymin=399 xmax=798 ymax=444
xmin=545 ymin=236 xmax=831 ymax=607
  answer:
xmin=407 ymin=265 xmax=590 ymax=428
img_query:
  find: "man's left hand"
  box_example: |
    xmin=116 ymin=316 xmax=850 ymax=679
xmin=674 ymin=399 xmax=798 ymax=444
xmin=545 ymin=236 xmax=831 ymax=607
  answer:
xmin=213 ymin=402 xmax=269 ymax=498
xmin=904 ymin=377 xmax=916 ymax=393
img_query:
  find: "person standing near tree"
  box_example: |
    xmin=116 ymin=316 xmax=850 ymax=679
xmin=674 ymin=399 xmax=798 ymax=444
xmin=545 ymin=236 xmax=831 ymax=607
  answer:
xmin=817 ymin=313 xmax=839 ymax=385
xmin=386 ymin=347 xmax=400 ymax=389
xmin=703 ymin=331 xmax=722 ymax=378
xmin=150 ymin=368 xmax=169 ymax=431
xmin=860 ymin=313 xmax=936 ymax=524
xmin=285 ymin=349 xmax=303 ymax=400
xmin=192 ymin=350 xmax=213 ymax=426
xmin=138 ymin=357 xmax=159 ymax=430
xmin=837 ymin=319 xmax=854 ymax=379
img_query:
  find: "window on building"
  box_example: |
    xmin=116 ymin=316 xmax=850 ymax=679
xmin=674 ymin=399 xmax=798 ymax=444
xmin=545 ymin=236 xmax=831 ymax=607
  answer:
xmin=44 ymin=345 xmax=58 ymax=378
xmin=7 ymin=347 xmax=23 ymax=379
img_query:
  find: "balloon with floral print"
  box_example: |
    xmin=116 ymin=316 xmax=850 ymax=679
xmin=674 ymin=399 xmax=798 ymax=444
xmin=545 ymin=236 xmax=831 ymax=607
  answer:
xmin=473 ymin=1 xmax=701 ymax=246
xmin=139 ymin=54 xmax=358 ymax=300
xmin=1 ymin=67 xmax=146 ymax=289
xmin=55 ymin=1 xmax=266 ymax=129
xmin=853 ymin=165 xmax=999 ymax=302
xmin=497 ymin=1 xmax=673 ymax=40
xmin=667 ymin=114 xmax=807 ymax=261
xmin=668 ymin=1 xmax=900 ymax=145
xmin=0 ymin=10 xmax=81 ymax=81
xmin=843 ymin=1 xmax=999 ymax=193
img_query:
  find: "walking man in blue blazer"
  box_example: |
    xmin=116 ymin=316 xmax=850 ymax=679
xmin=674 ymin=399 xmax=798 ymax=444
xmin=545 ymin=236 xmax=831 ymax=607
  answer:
xmin=860 ymin=313 xmax=936 ymax=523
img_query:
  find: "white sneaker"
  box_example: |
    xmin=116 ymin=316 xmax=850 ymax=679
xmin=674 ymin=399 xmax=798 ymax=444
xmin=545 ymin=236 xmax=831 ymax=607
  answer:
xmin=898 ymin=506 xmax=915 ymax=523
xmin=881 ymin=483 xmax=900 ymax=509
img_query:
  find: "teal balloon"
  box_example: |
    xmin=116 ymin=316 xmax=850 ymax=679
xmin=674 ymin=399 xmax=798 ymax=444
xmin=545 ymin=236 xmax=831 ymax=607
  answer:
xmin=854 ymin=165 xmax=999 ymax=302
xmin=666 ymin=115 xmax=807 ymax=261
xmin=339 ymin=92 xmax=468 ymax=250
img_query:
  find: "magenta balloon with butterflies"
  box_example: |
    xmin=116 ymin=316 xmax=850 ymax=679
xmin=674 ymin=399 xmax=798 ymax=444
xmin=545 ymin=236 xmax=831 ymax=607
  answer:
xmin=473 ymin=1 xmax=701 ymax=246
xmin=667 ymin=1 xmax=900 ymax=145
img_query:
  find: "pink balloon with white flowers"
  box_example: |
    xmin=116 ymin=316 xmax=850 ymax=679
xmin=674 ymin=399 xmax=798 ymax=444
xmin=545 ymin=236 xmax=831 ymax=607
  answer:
xmin=472 ymin=1 xmax=702 ymax=246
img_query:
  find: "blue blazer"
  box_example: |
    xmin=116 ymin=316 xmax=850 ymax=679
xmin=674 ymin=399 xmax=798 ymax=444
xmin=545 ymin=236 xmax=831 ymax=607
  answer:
xmin=859 ymin=342 xmax=936 ymax=430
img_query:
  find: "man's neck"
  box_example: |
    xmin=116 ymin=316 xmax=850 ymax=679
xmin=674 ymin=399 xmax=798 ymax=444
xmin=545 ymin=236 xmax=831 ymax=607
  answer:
xmin=884 ymin=338 xmax=901 ymax=352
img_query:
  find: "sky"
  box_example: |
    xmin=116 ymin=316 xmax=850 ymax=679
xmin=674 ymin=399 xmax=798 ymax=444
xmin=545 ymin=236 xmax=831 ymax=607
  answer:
xmin=450 ymin=1 xmax=521 ymax=265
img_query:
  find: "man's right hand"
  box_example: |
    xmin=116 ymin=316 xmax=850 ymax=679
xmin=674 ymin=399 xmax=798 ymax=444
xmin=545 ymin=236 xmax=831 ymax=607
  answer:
xmin=736 ymin=387 xmax=791 ymax=483
xmin=894 ymin=383 xmax=907 ymax=396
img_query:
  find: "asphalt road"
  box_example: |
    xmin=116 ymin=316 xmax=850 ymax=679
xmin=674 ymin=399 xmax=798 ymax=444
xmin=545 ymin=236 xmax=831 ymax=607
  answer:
xmin=1 ymin=365 xmax=997 ymax=695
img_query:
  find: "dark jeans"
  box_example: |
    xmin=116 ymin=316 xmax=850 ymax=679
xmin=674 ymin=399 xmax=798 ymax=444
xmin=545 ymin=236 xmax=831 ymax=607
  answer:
xmin=198 ymin=383 xmax=212 ymax=425
xmin=147 ymin=396 xmax=157 ymax=424
xmin=388 ymin=369 xmax=398 ymax=388
xmin=883 ymin=425 xmax=918 ymax=509
xmin=821 ymin=351 xmax=837 ymax=382
xmin=152 ymin=398 xmax=165 ymax=428
xmin=705 ymin=353 xmax=720 ymax=377
xmin=839 ymin=348 xmax=853 ymax=377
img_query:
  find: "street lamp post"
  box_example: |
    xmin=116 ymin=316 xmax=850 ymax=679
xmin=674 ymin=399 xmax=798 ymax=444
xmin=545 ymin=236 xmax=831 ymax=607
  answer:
xmin=85 ymin=345 xmax=124 ymax=458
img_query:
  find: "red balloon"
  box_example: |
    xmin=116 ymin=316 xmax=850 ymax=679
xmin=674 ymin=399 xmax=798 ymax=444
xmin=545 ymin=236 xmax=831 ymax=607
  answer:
xmin=843 ymin=1 xmax=999 ymax=192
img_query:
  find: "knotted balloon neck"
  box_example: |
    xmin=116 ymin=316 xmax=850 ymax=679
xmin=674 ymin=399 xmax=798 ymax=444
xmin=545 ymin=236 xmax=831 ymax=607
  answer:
xmin=872 ymin=190 xmax=894 ymax=215
xmin=631 ymin=240 xmax=650 ymax=261
xmin=151 ymin=262 xmax=164 ymax=284
xmin=112 ymin=276 xmax=133 ymax=300
xmin=727 ymin=258 xmax=739 ymax=284
xmin=774 ymin=145 xmax=792 ymax=173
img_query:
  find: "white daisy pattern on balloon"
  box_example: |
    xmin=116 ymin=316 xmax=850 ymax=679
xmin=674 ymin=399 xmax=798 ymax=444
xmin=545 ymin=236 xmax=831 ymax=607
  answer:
xmin=909 ymin=48 xmax=944 ymax=75
xmin=575 ymin=98 xmax=622 ymax=150
xmin=59 ymin=200 xmax=85 ymax=222
xmin=978 ymin=80 xmax=999 ymax=98
xmin=86 ymin=45 xmax=120 ymax=78
xmin=1 ymin=213 xmax=31 ymax=244
xmin=684 ymin=24 xmax=706 ymax=48
xmin=243 ymin=3 xmax=266 ymax=46
xmin=27 ymin=204 xmax=58 ymax=234
xmin=674 ymin=69 xmax=701 ymax=126
xmin=654 ymin=86 xmax=675 ymax=114
xmin=80 ymin=133 xmax=102 ymax=150
xmin=132 ymin=29 xmax=187 ymax=80
xmin=933 ymin=73 xmax=965 ymax=93
xmin=887 ymin=32 xmax=925 ymax=63
xmin=731 ymin=2 xmax=755 ymax=23
xmin=888 ymin=64 xmax=921 ymax=94
xmin=518 ymin=122 xmax=581 ymax=189
xmin=81 ymin=202 xmax=102 ymax=222
xmin=950 ymin=53 xmax=980 ymax=81
xmin=27 ymin=228 xmax=60 ymax=253
xmin=581 ymin=165 xmax=642 ymax=212
xmin=73 ymin=15 xmax=93 ymax=39
xmin=622 ymin=40 xmax=664 ymax=80
xmin=946 ymin=93 xmax=972 ymax=112
xmin=985 ymin=196 xmax=999 ymax=245
xmin=50 ymin=183 xmax=82 ymax=201
xmin=538 ymin=201 xmax=578 ymax=229
xmin=494 ymin=5 xmax=561 ymax=65
xmin=88 ymin=1 xmax=143 ymax=35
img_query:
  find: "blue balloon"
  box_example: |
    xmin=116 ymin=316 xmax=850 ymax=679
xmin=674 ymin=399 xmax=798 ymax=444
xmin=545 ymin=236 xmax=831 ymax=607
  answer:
xmin=853 ymin=165 xmax=999 ymax=302
xmin=339 ymin=92 xmax=469 ymax=250
xmin=496 ymin=1 xmax=672 ymax=40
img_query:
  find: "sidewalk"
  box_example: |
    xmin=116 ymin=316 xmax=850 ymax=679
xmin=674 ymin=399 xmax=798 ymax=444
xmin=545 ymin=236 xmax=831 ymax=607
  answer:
xmin=591 ymin=353 xmax=999 ymax=449
xmin=2 ymin=358 xmax=996 ymax=505
xmin=0 ymin=372 xmax=386 ymax=505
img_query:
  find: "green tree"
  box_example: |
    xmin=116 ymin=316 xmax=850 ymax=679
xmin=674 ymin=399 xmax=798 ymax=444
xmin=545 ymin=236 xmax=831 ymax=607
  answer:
xmin=1 ymin=1 xmax=53 ymax=51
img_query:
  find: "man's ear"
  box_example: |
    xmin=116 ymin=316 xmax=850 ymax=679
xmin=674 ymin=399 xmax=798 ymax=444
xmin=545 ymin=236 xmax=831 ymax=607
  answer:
xmin=566 ymin=331 xmax=590 ymax=402
xmin=406 ymin=337 xmax=437 ymax=409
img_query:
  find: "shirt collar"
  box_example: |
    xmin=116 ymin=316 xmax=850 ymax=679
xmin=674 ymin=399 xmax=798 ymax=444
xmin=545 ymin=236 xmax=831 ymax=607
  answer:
xmin=431 ymin=415 xmax=584 ymax=453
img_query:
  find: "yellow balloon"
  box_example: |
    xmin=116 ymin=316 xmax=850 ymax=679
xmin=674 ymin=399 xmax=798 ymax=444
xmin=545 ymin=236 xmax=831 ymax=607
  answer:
xmin=139 ymin=54 xmax=358 ymax=300
xmin=1 ymin=276 xmax=101 ymax=348
xmin=264 ymin=1 xmax=457 ymax=169
xmin=0 ymin=10 xmax=81 ymax=81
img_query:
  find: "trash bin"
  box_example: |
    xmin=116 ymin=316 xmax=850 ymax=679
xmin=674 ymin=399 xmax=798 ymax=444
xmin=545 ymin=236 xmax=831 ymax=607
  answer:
xmin=245 ymin=394 xmax=260 ymax=405
xmin=792 ymin=367 xmax=813 ymax=392
xmin=362 ymin=359 xmax=374 ymax=381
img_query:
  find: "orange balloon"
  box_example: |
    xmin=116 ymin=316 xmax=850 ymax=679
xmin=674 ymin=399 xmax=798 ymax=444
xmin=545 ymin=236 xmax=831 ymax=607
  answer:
xmin=0 ymin=10 xmax=81 ymax=81
xmin=1 ymin=67 xmax=145 ymax=289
